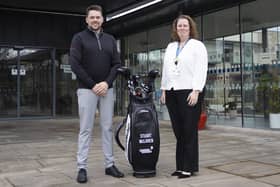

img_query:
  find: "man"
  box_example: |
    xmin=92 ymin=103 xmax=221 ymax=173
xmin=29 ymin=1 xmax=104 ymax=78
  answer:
xmin=69 ymin=4 xmax=123 ymax=183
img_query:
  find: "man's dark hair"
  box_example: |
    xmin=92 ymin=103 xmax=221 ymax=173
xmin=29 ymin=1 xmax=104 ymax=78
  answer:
xmin=86 ymin=5 xmax=103 ymax=16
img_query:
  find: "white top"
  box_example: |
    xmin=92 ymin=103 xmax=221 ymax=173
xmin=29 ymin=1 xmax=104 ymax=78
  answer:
xmin=160 ymin=39 xmax=208 ymax=91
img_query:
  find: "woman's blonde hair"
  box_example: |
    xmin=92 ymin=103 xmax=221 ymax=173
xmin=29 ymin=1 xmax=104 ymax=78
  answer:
xmin=171 ymin=15 xmax=199 ymax=41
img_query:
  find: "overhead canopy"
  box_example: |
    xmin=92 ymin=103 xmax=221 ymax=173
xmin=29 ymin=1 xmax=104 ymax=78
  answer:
xmin=0 ymin=0 xmax=145 ymax=15
xmin=0 ymin=0 xmax=253 ymax=37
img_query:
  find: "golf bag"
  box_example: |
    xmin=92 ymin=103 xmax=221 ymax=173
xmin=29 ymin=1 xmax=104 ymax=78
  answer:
xmin=115 ymin=67 xmax=160 ymax=177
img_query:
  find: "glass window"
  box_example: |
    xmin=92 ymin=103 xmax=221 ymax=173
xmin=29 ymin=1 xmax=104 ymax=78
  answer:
xmin=203 ymin=7 xmax=242 ymax=127
xmin=0 ymin=48 xmax=17 ymax=118
xmin=204 ymin=39 xmax=224 ymax=124
xmin=204 ymin=7 xmax=239 ymax=40
xmin=119 ymin=25 xmax=172 ymax=118
xmin=147 ymin=25 xmax=171 ymax=120
xmin=20 ymin=48 xmax=53 ymax=117
xmin=193 ymin=16 xmax=202 ymax=40
xmin=241 ymin=0 xmax=280 ymax=129
xmin=125 ymin=32 xmax=148 ymax=74
xmin=241 ymin=0 xmax=280 ymax=33
xmin=0 ymin=47 xmax=54 ymax=118
xmin=55 ymin=50 xmax=78 ymax=116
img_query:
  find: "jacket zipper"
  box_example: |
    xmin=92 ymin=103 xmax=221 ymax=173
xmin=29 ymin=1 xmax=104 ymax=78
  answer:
xmin=95 ymin=33 xmax=102 ymax=51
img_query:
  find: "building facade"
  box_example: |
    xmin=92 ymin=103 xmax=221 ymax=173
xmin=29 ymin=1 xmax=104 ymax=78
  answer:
xmin=117 ymin=0 xmax=280 ymax=129
xmin=0 ymin=9 xmax=83 ymax=118
xmin=1 ymin=0 xmax=280 ymax=130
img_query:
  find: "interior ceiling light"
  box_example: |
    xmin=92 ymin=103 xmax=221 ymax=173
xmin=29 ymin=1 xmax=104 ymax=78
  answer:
xmin=106 ymin=0 xmax=163 ymax=21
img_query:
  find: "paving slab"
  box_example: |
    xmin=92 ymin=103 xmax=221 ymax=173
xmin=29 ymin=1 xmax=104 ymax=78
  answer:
xmin=252 ymin=154 xmax=280 ymax=167
xmin=7 ymin=172 xmax=72 ymax=187
xmin=257 ymin=174 xmax=280 ymax=186
xmin=189 ymin=176 xmax=274 ymax=187
xmin=0 ymin=160 xmax=42 ymax=173
xmin=0 ymin=178 xmax=13 ymax=187
xmin=0 ymin=118 xmax=280 ymax=187
xmin=212 ymin=161 xmax=280 ymax=178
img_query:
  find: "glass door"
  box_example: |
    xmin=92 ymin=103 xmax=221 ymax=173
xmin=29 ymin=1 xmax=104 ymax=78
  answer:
xmin=204 ymin=35 xmax=242 ymax=127
xmin=242 ymin=27 xmax=280 ymax=129
xmin=204 ymin=38 xmax=224 ymax=124
xmin=0 ymin=46 xmax=54 ymax=118
xmin=0 ymin=47 xmax=18 ymax=118
xmin=19 ymin=48 xmax=53 ymax=117
xmin=223 ymin=35 xmax=242 ymax=127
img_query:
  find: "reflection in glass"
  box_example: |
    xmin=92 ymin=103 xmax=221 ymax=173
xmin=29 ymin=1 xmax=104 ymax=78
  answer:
xmin=148 ymin=49 xmax=164 ymax=118
xmin=204 ymin=39 xmax=225 ymax=124
xmin=204 ymin=34 xmax=243 ymax=126
xmin=203 ymin=6 xmax=242 ymax=127
xmin=0 ymin=48 xmax=17 ymax=117
xmin=20 ymin=49 xmax=53 ymax=117
xmin=55 ymin=50 xmax=78 ymax=116
xmin=241 ymin=0 xmax=280 ymax=128
xmin=120 ymin=25 xmax=170 ymax=118
xmin=0 ymin=48 xmax=54 ymax=118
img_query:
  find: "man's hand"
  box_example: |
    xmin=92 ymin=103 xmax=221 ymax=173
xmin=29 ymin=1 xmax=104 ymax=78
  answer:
xmin=92 ymin=81 xmax=108 ymax=96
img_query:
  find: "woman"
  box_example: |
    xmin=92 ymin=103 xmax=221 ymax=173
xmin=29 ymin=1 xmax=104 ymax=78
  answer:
xmin=160 ymin=15 xmax=208 ymax=178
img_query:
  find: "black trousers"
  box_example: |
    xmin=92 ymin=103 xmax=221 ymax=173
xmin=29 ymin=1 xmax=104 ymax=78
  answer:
xmin=166 ymin=89 xmax=204 ymax=172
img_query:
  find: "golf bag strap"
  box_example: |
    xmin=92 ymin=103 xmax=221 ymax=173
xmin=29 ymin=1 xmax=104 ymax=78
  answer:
xmin=114 ymin=119 xmax=125 ymax=151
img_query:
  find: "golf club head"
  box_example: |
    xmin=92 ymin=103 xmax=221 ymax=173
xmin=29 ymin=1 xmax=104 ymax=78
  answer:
xmin=117 ymin=66 xmax=131 ymax=79
xmin=148 ymin=69 xmax=160 ymax=79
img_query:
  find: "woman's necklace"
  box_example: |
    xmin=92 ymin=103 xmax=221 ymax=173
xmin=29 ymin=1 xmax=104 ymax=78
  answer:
xmin=175 ymin=39 xmax=190 ymax=65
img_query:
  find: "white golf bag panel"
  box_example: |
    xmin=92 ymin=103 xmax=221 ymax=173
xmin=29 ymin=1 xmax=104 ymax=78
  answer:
xmin=124 ymin=115 xmax=131 ymax=161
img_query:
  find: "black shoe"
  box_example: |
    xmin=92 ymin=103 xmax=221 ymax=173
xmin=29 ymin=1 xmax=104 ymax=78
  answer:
xmin=77 ymin=168 xmax=87 ymax=183
xmin=171 ymin=171 xmax=182 ymax=176
xmin=178 ymin=172 xmax=191 ymax=179
xmin=105 ymin=165 xmax=124 ymax=178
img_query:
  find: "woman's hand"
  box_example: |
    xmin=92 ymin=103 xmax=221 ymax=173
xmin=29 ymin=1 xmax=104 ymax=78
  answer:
xmin=160 ymin=90 xmax=166 ymax=104
xmin=187 ymin=90 xmax=199 ymax=106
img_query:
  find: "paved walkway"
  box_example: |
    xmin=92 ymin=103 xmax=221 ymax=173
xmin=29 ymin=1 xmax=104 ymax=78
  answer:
xmin=0 ymin=118 xmax=280 ymax=187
